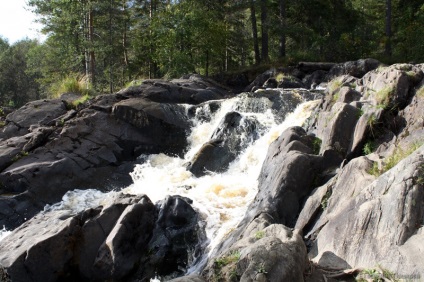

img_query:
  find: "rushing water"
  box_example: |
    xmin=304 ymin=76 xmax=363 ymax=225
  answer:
xmin=11 ymin=90 xmax=320 ymax=275
xmin=0 ymin=226 xmax=11 ymax=242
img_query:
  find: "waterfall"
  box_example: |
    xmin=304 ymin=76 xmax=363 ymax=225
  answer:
xmin=29 ymin=89 xmax=320 ymax=276
xmin=0 ymin=226 xmax=11 ymax=242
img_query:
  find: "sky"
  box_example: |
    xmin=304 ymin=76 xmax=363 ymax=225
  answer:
xmin=0 ymin=0 xmax=44 ymax=44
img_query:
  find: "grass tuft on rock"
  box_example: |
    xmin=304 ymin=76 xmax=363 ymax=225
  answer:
xmin=367 ymin=142 xmax=423 ymax=176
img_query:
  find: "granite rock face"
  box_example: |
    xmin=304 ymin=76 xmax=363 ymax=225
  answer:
xmin=1 ymin=62 xmax=424 ymax=281
xmin=0 ymin=194 xmax=204 ymax=282
xmin=0 ymin=76 xmax=231 ymax=229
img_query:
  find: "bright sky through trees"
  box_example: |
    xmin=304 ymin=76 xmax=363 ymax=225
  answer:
xmin=0 ymin=0 xmax=43 ymax=43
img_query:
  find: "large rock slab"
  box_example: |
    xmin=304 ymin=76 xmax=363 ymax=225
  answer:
xmin=305 ymin=145 xmax=424 ymax=277
xmin=315 ymin=102 xmax=360 ymax=157
xmin=118 ymin=74 xmax=231 ymax=104
xmin=203 ymin=224 xmax=307 ymax=282
xmin=360 ymin=64 xmax=423 ymax=110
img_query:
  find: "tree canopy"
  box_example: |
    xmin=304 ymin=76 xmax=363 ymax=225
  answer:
xmin=0 ymin=0 xmax=423 ymax=107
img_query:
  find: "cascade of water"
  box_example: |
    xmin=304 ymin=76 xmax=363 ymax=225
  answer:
xmin=0 ymin=226 xmax=11 ymax=242
xmin=124 ymin=96 xmax=319 ymax=263
xmin=38 ymin=90 xmax=320 ymax=278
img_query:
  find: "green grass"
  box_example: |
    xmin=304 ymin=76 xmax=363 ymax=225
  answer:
xmin=363 ymin=141 xmax=376 ymax=155
xmin=214 ymin=251 xmax=241 ymax=269
xmin=367 ymin=142 xmax=423 ymax=176
xmin=71 ymin=94 xmax=91 ymax=108
xmin=328 ymin=78 xmax=342 ymax=94
xmin=367 ymin=114 xmax=379 ymax=137
xmin=50 ymin=74 xmax=93 ymax=98
xmin=124 ymin=79 xmax=144 ymax=88
xmin=417 ymin=86 xmax=424 ymax=98
xmin=312 ymin=137 xmax=322 ymax=155
xmin=11 ymin=151 xmax=29 ymax=163
xmin=254 ymin=230 xmax=265 ymax=240
xmin=356 ymin=266 xmax=399 ymax=282
xmin=375 ymin=86 xmax=395 ymax=108
xmin=321 ymin=189 xmax=332 ymax=210
xmin=213 ymin=250 xmax=241 ymax=282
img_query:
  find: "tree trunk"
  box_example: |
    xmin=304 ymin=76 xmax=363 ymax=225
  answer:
xmin=205 ymin=50 xmax=209 ymax=77
xmin=88 ymin=7 xmax=95 ymax=85
xmin=260 ymin=0 xmax=269 ymax=62
xmin=250 ymin=0 xmax=261 ymax=65
xmin=279 ymin=0 xmax=286 ymax=58
xmin=385 ymin=0 xmax=392 ymax=57
xmin=149 ymin=0 xmax=156 ymax=79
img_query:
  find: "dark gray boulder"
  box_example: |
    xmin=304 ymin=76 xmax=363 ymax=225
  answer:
xmin=132 ymin=195 xmax=206 ymax=281
xmin=187 ymin=112 xmax=262 ymax=177
xmin=1 ymin=99 xmax=67 ymax=140
xmin=0 ymin=193 xmax=152 ymax=282
xmin=326 ymin=58 xmax=381 ymax=80
xmin=0 ymin=194 xmax=204 ymax=282
xmin=119 ymin=74 xmax=231 ymax=104
xmin=244 ymin=69 xmax=275 ymax=92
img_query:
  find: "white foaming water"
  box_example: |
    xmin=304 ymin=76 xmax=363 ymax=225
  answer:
xmin=38 ymin=93 xmax=319 ymax=278
xmin=124 ymin=98 xmax=320 ymax=258
xmin=45 ymin=189 xmax=119 ymax=214
xmin=0 ymin=226 xmax=11 ymax=242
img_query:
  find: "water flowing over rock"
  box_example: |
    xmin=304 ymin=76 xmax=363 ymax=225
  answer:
xmin=0 ymin=76 xmax=231 ymax=229
xmin=1 ymin=62 xmax=424 ymax=281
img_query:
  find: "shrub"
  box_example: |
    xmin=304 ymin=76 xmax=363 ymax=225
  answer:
xmin=363 ymin=141 xmax=376 ymax=155
xmin=312 ymin=137 xmax=322 ymax=155
xmin=50 ymin=74 xmax=93 ymax=98
xmin=367 ymin=114 xmax=379 ymax=137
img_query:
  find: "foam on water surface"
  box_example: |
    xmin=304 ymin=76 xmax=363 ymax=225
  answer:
xmin=39 ymin=93 xmax=320 ymax=277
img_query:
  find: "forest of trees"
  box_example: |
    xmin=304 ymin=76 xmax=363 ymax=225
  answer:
xmin=0 ymin=0 xmax=423 ymax=108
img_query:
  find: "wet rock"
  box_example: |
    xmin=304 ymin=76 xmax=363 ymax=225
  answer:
xmin=132 ymin=195 xmax=206 ymax=281
xmin=244 ymin=69 xmax=275 ymax=92
xmin=187 ymin=112 xmax=262 ymax=177
xmin=168 ymin=274 xmax=206 ymax=282
xmin=186 ymin=140 xmax=232 ymax=177
xmin=0 ymin=76 xmax=230 ymax=228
